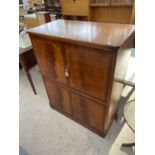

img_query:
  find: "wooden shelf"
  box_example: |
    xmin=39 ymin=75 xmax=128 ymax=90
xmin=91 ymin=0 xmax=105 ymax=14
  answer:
xmin=90 ymin=3 xmax=110 ymax=6
xmin=110 ymin=4 xmax=133 ymax=6
xmin=90 ymin=3 xmax=133 ymax=6
xmin=90 ymin=0 xmax=134 ymax=7
xmin=111 ymin=0 xmax=134 ymax=5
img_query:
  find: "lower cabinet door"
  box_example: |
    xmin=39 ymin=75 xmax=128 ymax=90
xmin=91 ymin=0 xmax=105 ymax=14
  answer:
xmin=44 ymin=80 xmax=73 ymax=116
xmin=71 ymin=93 xmax=106 ymax=132
xmin=44 ymin=79 xmax=105 ymax=133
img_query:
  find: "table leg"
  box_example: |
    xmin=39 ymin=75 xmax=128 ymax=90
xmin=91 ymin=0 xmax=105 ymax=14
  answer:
xmin=122 ymin=142 xmax=135 ymax=147
xmin=19 ymin=63 xmax=22 ymax=70
xmin=26 ymin=71 xmax=37 ymax=95
xmin=20 ymin=50 xmax=37 ymax=95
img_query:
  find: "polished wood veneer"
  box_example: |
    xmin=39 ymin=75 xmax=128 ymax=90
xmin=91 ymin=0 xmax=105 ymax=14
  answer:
xmin=28 ymin=19 xmax=135 ymax=137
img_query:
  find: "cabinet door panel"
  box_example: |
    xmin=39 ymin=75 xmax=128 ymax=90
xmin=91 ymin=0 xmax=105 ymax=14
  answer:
xmin=72 ymin=93 xmax=105 ymax=132
xmin=32 ymin=39 xmax=67 ymax=84
xmin=32 ymin=38 xmax=113 ymax=102
xmin=44 ymin=80 xmax=72 ymax=115
xmin=66 ymin=44 xmax=113 ymax=102
xmin=44 ymin=79 xmax=105 ymax=133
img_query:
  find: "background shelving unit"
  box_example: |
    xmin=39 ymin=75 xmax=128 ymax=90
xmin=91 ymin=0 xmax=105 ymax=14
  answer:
xmin=90 ymin=0 xmax=110 ymax=6
xmin=90 ymin=0 xmax=134 ymax=6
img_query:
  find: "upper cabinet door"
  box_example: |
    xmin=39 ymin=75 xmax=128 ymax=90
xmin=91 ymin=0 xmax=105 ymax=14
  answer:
xmin=65 ymin=44 xmax=113 ymax=102
xmin=110 ymin=0 xmax=134 ymax=6
xmin=32 ymin=39 xmax=68 ymax=85
xmin=32 ymin=38 xmax=114 ymax=102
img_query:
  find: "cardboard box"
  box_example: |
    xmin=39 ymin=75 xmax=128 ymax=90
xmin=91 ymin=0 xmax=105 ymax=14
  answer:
xmin=37 ymin=12 xmax=51 ymax=25
xmin=24 ymin=14 xmax=39 ymax=28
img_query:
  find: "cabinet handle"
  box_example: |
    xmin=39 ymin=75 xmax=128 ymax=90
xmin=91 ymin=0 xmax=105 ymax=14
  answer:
xmin=65 ymin=66 xmax=70 ymax=78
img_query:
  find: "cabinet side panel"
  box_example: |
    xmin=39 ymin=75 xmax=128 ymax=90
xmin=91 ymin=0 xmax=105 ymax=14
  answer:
xmin=104 ymin=32 xmax=135 ymax=132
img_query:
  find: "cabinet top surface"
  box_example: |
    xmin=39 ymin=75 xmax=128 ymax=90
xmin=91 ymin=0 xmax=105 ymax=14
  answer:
xmin=28 ymin=19 xmax=134 ymax=49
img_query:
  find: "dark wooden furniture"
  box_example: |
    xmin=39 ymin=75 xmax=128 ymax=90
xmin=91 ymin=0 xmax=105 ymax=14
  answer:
xmin=19 ymin=49 xmax=37 ymax=95
xmin=28 ymin=19 xmax=135 ymax=137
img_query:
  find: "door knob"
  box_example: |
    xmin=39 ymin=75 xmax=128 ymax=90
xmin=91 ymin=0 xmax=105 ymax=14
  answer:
xmin=65 ymin=66 xmax=70 ymax=77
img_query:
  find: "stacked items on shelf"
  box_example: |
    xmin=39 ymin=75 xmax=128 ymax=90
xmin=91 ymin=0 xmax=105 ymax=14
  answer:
xmin=44 ymin=0 xmax=61 ymax=19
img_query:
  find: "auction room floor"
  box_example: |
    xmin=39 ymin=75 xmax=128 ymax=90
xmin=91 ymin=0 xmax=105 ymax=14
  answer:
xmin=19 ymin=65 xmax=134 ymax=155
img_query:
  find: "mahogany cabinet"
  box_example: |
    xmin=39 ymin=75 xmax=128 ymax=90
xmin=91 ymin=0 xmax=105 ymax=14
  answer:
xmin=28 ymin=19 xmax=135 ymax=137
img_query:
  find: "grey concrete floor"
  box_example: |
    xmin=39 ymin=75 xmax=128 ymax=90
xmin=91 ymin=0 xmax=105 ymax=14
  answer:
xmin=19 ymin=67 xmax=134 ymax=155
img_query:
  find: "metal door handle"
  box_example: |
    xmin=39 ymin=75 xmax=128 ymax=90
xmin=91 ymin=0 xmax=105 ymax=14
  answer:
xmin=65 ymin=66 xmax=70 ymax=77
